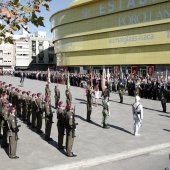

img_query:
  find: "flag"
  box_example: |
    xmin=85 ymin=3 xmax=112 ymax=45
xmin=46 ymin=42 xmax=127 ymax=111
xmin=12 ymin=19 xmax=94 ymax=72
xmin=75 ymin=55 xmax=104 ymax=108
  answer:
xmin=66 ymin=72 xmax=70 ymax=90
xmin=119 ymin=65 xmax=123 ymax=81
xmin=102 ymin=67 xmax=106 ymax=92
xmin=165 ymin=69 xmax=168 ymax=82
xmin=106 ymin=68 xmax=110 ymax=81
xmin=47 ymin=68 xmax=51 ymax=84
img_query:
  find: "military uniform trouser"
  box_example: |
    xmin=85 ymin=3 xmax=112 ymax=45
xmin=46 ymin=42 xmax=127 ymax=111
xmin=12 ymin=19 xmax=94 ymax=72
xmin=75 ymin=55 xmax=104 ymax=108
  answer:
xmin=161 ymin=99 xmax=166 ymax=112
xmin=9 ymin=133 xmax=17 ymax=157
xmin=0 ymin=118 xmax=2 ymax=135
xmin=17 ymin=105 xmax=22 ymax=116
xmin=37 ymin=111 xmax=42 ymax=132
xmin=66 ymin=99 xmax=71 ymax=105
xmin=119 ymin=92 xmax=123 ymax=103
xmin=45 ymin=118 xmax=52 ymax=139
xmin=66 ymin=130 xmax=74 ymax=155
xmin=32 ymin=110 xmax=37 ymax=127
xmin=27 ymin=110 xmax=32 ymax=124
xmin=55 ymin=98 xmax=60 ymax=108
xmin=57 ymin=122 xmax=65 ymax=148
xmin=87 ymin=103 xmax=92 ymax=121
xmin=1 ymin=126 xmax=8 ymax=147
xmin=22 ymin=108 xmax=27 ymax=120
xmin=102 ymin=111 xmax=108 ymax=127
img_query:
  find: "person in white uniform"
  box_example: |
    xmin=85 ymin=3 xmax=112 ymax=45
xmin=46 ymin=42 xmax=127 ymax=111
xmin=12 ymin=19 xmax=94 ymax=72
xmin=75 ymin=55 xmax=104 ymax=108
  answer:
xmin=132 ymin=95 xmax=143 ymax=136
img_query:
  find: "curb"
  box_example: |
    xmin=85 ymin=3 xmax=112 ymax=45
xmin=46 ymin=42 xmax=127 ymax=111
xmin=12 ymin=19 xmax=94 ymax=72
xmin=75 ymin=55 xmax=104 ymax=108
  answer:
xmin=36 ymin=143 xmax=170 ymax=170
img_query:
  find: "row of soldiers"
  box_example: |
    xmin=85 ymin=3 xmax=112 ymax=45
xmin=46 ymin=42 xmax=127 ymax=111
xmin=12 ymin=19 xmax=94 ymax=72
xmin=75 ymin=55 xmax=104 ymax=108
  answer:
xmin=0 ymin=81 xmax=77 ymax=158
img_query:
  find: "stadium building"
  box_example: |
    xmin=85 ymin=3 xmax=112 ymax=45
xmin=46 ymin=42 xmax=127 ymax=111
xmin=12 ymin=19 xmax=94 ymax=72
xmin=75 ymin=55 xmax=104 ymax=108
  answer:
xmin=50 ymin=0 xmax=170 ymax=76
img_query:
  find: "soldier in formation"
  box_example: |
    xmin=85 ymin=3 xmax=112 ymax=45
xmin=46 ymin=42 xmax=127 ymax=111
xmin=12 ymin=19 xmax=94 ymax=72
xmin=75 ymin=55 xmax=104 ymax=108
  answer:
xmin=44 ymin=96 xmax=53 ymax=141
xmin=36 ymin=93 xmax=43 ymax=133
xmin=102 ymin=94 xmax=110 ymax=129
xmin=57 ymin=101 xmax=65 ymax=150
xmin=65 ymin=88 xmax=72 ymax=105
xmin=45 ymin=84 xmax=51 ymax=98
xmin=118 ymin=82 xmax=124 ymax=103
xmin=54 ymin=85 xmax=60 ymax=108
xmin=86 ymin=86 xmax=93 ymax=122
xmin=8 ymin=107 xmax=19 ymax=159
xmin=65 ymin=104 xmax=77 ymax=157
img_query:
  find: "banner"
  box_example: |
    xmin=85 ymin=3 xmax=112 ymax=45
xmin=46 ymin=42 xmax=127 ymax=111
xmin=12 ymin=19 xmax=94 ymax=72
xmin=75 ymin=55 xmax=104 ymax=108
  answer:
xmin=131 ymin=66 xmax=138 ymax=75
xmin=147 ymin=66 xmax=154 ymax=76
xmin=114 ymin=66 xmax=119 ymax=74
xmin=47 ymin=68 xmax=51 ymax=84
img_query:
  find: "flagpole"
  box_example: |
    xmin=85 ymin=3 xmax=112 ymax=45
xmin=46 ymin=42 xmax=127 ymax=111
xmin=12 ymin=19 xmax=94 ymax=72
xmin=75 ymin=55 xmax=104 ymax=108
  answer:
xmin=102 ymin=66 xmax=106 ymax=92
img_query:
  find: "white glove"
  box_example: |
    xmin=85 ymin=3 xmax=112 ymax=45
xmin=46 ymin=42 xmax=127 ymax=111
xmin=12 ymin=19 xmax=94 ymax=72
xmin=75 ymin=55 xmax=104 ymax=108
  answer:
xmin=108 ymin=111 xmax=110 ymax=116
xmin=107 ymin=102 xmax=110 ymax=106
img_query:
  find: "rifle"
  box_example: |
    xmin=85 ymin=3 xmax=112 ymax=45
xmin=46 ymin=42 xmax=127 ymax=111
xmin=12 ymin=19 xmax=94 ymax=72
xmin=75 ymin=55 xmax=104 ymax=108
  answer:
xmin=48 ymin=103 xmax=55 ymax=123
xmin=71 ymin=105 xmax=78 ymax=138
xmin=132 ymin=104 xmax=142 ymax=126
xmin=14 ymin=116 xmax=21 ymax=140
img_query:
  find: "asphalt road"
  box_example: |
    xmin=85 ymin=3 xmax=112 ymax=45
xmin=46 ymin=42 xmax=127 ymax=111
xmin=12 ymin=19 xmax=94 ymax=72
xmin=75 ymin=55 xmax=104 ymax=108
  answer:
xmin=81 ymin=148 xmax=170 ymax=170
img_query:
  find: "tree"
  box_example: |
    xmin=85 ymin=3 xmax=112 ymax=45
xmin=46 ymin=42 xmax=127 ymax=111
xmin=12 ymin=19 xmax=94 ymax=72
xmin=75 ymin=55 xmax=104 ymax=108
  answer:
xmin=0 ymin=0 xmax=51 ymax=44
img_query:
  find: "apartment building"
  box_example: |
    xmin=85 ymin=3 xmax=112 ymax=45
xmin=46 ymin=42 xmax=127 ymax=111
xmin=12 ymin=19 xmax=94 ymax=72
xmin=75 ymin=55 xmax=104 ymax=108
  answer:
xmin=0 ymin=43 xmax=15 ymax=72
xmin=28 ymin=31 xmax=55 ymax=70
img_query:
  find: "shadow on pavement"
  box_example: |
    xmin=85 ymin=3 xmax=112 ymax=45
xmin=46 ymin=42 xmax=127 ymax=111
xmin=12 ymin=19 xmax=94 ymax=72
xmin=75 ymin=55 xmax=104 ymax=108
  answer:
xmin=109 ymin=99 xmax=163 ymax=113
xmin=75 ymin=115 xmax=102 ymax=128
xmin=163 ymin=129 xmax=170 ymax=133
xmin=159 ymin=114 xmax=170 ymax=118
xmin=0 ymin=138 xmax=9 ymax=157
xmin=108 ymin=124 xmax=134 ymax=136
xmin=75 ymin=98 xmax=87 ymax=102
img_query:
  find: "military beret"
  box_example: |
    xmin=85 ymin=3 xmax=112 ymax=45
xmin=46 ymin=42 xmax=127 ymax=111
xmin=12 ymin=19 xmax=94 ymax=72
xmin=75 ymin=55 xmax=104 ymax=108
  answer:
xmin=15 ymin=88 xmax=18 ymax=91
xmin=44 ymin=96 xmax=49 ymax=102
xmin=2 ymin=101 xmax=9 ymax=105
xmin=22 ymin=91 xmax=26 ymax=94
xmin=2 ymin=82 xmax=6 ymax=85
xmin=9 ymin=107 xmax=16 ymax=112
xmin=37 ymin=93 xmax=42 ymax=97
xmin=9 ymin=84 xmax=12 ymax=87
xmin=58 ymin=101 xmax=63 ymax=107
xmin=12 ymin=87 xmax=15 ymax=89
xmin=2 ymin=93 xmax=7 ymax=97
xmin=27 ymin=91 xmax=31 ymax=95
xmin=66 ymin=104 xmax=71 ymax=109
xmin=32 ymin=94 xmax=36 ymax=97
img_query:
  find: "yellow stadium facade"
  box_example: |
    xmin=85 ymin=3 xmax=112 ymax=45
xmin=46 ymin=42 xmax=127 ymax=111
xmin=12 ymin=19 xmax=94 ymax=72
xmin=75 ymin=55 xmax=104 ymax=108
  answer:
xmin=50 ymin=0 xmax=170 ymax=75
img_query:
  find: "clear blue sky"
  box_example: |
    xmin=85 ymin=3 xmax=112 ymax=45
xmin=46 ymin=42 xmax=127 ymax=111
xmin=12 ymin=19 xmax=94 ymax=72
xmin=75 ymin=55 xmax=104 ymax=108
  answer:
xmin=28 ymin=0 xmax=73 ymax=38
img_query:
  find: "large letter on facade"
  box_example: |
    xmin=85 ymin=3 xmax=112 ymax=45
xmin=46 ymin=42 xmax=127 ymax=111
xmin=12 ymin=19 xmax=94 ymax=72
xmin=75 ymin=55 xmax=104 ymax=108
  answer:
xmin=100 ymin=2 xmax=105 ymax=15
xmin=127 ymin=0 xmax=135 ymax=8
xmin=108 ymin=0 xmax=114 ymax=13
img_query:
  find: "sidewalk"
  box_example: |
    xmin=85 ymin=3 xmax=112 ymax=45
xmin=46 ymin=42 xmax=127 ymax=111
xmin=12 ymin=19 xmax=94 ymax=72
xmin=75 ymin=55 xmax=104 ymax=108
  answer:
xmin=0 ymin=76 xmax=170 ymax=170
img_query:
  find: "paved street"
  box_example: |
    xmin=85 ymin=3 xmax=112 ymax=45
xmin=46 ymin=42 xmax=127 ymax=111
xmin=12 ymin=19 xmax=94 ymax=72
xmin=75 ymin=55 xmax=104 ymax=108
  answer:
xmin=0 ymin=76 xmax=170 ymax=170
xmin=81 ymin=148 xmax=170 ymax=170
